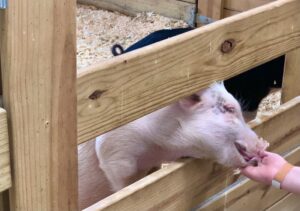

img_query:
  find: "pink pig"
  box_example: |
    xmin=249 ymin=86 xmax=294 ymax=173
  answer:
xmin=96 ymin=83 xmax=268 ymax=191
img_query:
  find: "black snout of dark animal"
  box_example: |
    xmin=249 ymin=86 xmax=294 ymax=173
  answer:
xmin=111 ymin=44 xmax=125 ymax=56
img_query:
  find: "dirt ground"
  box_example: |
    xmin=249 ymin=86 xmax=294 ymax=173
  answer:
xmin=76 ymin=4 xmax=281 ymax=115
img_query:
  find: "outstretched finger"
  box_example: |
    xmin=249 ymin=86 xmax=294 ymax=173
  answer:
xmin=240 ymin=165 xmax=257 ymax=176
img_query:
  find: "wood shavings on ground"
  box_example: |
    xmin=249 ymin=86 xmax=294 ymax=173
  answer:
xmin=257 ymin=89 xmax=281 ymax=116
xmin=77 ymin=4 xmax=188 ymax=69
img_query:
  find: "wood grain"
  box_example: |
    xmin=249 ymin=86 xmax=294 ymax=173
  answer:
xmin=196 ymin=147 xmax=300 ymax=211
xmin=179 ymin=0 xmax=195 ymax=3
xmin=84 ymin=97 xmax=300 ymax=211
xmin=0 ymin=193 xmax=4 ymax=211
xmin=0 ymin=11 xmax=3 ymax=96
xmin=198 ymin=0 xmax=224 ymax=20
xmin=224 ymin=0 xmax=274 ymax=12
xmin=1 ymin=0 xmax=78 ymax=210
xmin=266 ymin=193 xmax=300 ymax=211
xmin=85 ymin=159 xmax=227 ymax=211
xmin=77 ymin=0 xmax=196 ymax=25
xmin=0 ymin=191 xmax=9 ymax=211
xmin=249 ymin=96 xmax=300 ymax=154
xmin=223 ymin=8 xmax=240 ymax=17
xmin=281 ymin=48 xmax=300 ymax=103
xmin=0 ymin=109 xmax=10 ymax=192
xmin=77 ymin=0 xmax=300 ymax=144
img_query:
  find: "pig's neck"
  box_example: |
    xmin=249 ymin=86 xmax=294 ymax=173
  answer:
xmin=137 ymin=103 xmax=200 ymax=159
xmin=133 ymin=103 xmax=207 ymax=172
xmin=136 ymin=143 xmax=189 ymax=172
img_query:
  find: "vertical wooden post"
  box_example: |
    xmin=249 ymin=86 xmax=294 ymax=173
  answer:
xmin=281 ymin=48 xmax=300 ymax=103
xmin=1 ymin=0 xmax=78 ymax=210
xmin=197 ymin=0 xmax=224 ymax=26
xmin=0 ymin=10 xmax=3 ymax=96
xmin=0 ymin=10 xmax=7 ymax=211
xmin=0 ymin=192 xmax=9 ymax=211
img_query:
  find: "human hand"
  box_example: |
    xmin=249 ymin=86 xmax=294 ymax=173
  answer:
xmin=240 ymin=151 xmax=287 ymax=185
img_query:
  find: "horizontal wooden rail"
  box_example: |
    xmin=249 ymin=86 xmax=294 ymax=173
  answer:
xmin=77 ymin=0 xmax=300 ymax=144
xmin=84 ymin=97 xmax=300 ymax=211
xmin=281 ymin=48 xmax=300 ymax=103
xmin=196 ymin=146 xmax=300 ymax=210
xmin=266 ymin=193 xmax=300 ymax=211
xmin=0 ymin=108 xmax=11 ymax=193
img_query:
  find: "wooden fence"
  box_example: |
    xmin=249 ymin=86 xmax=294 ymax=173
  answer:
xmin=0 ymin=0 xmax=299 ymax=210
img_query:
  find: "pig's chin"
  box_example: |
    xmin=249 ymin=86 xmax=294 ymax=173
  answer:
xmin=216 ymin=154 xmax=246 ymax=168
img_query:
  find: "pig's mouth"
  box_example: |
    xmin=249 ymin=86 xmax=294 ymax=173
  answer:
xmin=234 ymin=142 xmax=262 ymax=166
xmin=234 ymin=142 xmax=253 ymax=162
xmin=234 ymin=139 xmax=269 ymax=166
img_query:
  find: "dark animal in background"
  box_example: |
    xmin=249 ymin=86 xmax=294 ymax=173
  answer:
xmin=111 ymin=27 xmax=194 ymax=56
xmin=111 ymin=27 xmax=285 ymax=118
xmin=224 ymin=56 xmax=284 ymax=112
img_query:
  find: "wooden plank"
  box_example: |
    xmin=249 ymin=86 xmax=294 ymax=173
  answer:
xmin=77 ymin=0 xmax=300 ymax=144
xmin=1 ymin=0 xmax=78 ymax=210
xmin=0 ymin=10 xmax=3 ymax=97
xmin=84 ymin=97 xmax=300 ymax=211
xmin=85 ymin=159 xmax=232 ymax=211
xmin=281 ymin=48 xmax=300 ymax=103
xmin=196 ymin=146 xmax=300 ymax=211
xmin=0 ymin=191 xmax=9 ymax=211
xmin=0 ymin=108 xmax=10 ymax=193
xmin=223 ymin=8 xmax=240 ymax=17
xmin=266 ymin=193 xmax=300 ymax=211
xmin=0 ymin=108 xmax=10 ymax=211
xmin=197 ymin=0 xmax=224 ymax=26
xmin=224 ymin=0 xmax=274 ymax=12
xmin=248 ymin=97 xmax=300 ymax=154
xmin=197 ymin=0 xmax=224 ymax=20
xmin=0 ymin=193 xmax=4 ymax=211
xmin=77 ymin=0 xmax=196 ymax=25
xmin=179 ymin=0 xmax=195 ymax=3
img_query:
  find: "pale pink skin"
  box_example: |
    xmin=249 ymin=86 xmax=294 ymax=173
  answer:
xmin=96 ymin=83 xmax=268 ymax=192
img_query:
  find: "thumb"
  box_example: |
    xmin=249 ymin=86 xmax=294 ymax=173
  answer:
xmin=240 ymin=165 xmax=260 ymax=178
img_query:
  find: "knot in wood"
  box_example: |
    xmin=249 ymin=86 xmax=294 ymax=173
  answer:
xmin=89 ymin=90 xmax=107 ymax=100
xmin=221 ymin=39 xmax=236 ymax=53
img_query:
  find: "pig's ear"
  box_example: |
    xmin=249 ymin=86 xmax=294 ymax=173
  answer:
xmin=179 ymin=94 xmax=202 ymax=110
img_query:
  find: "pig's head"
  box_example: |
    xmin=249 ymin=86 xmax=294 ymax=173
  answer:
xmin=177 ymin=82 xmax=268 ymax=168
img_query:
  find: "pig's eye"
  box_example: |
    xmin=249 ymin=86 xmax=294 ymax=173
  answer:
xmin=190 ymin=94 xmax=201 ymax=102
xmin=223 ymin=104 xmax=235 ymax=113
